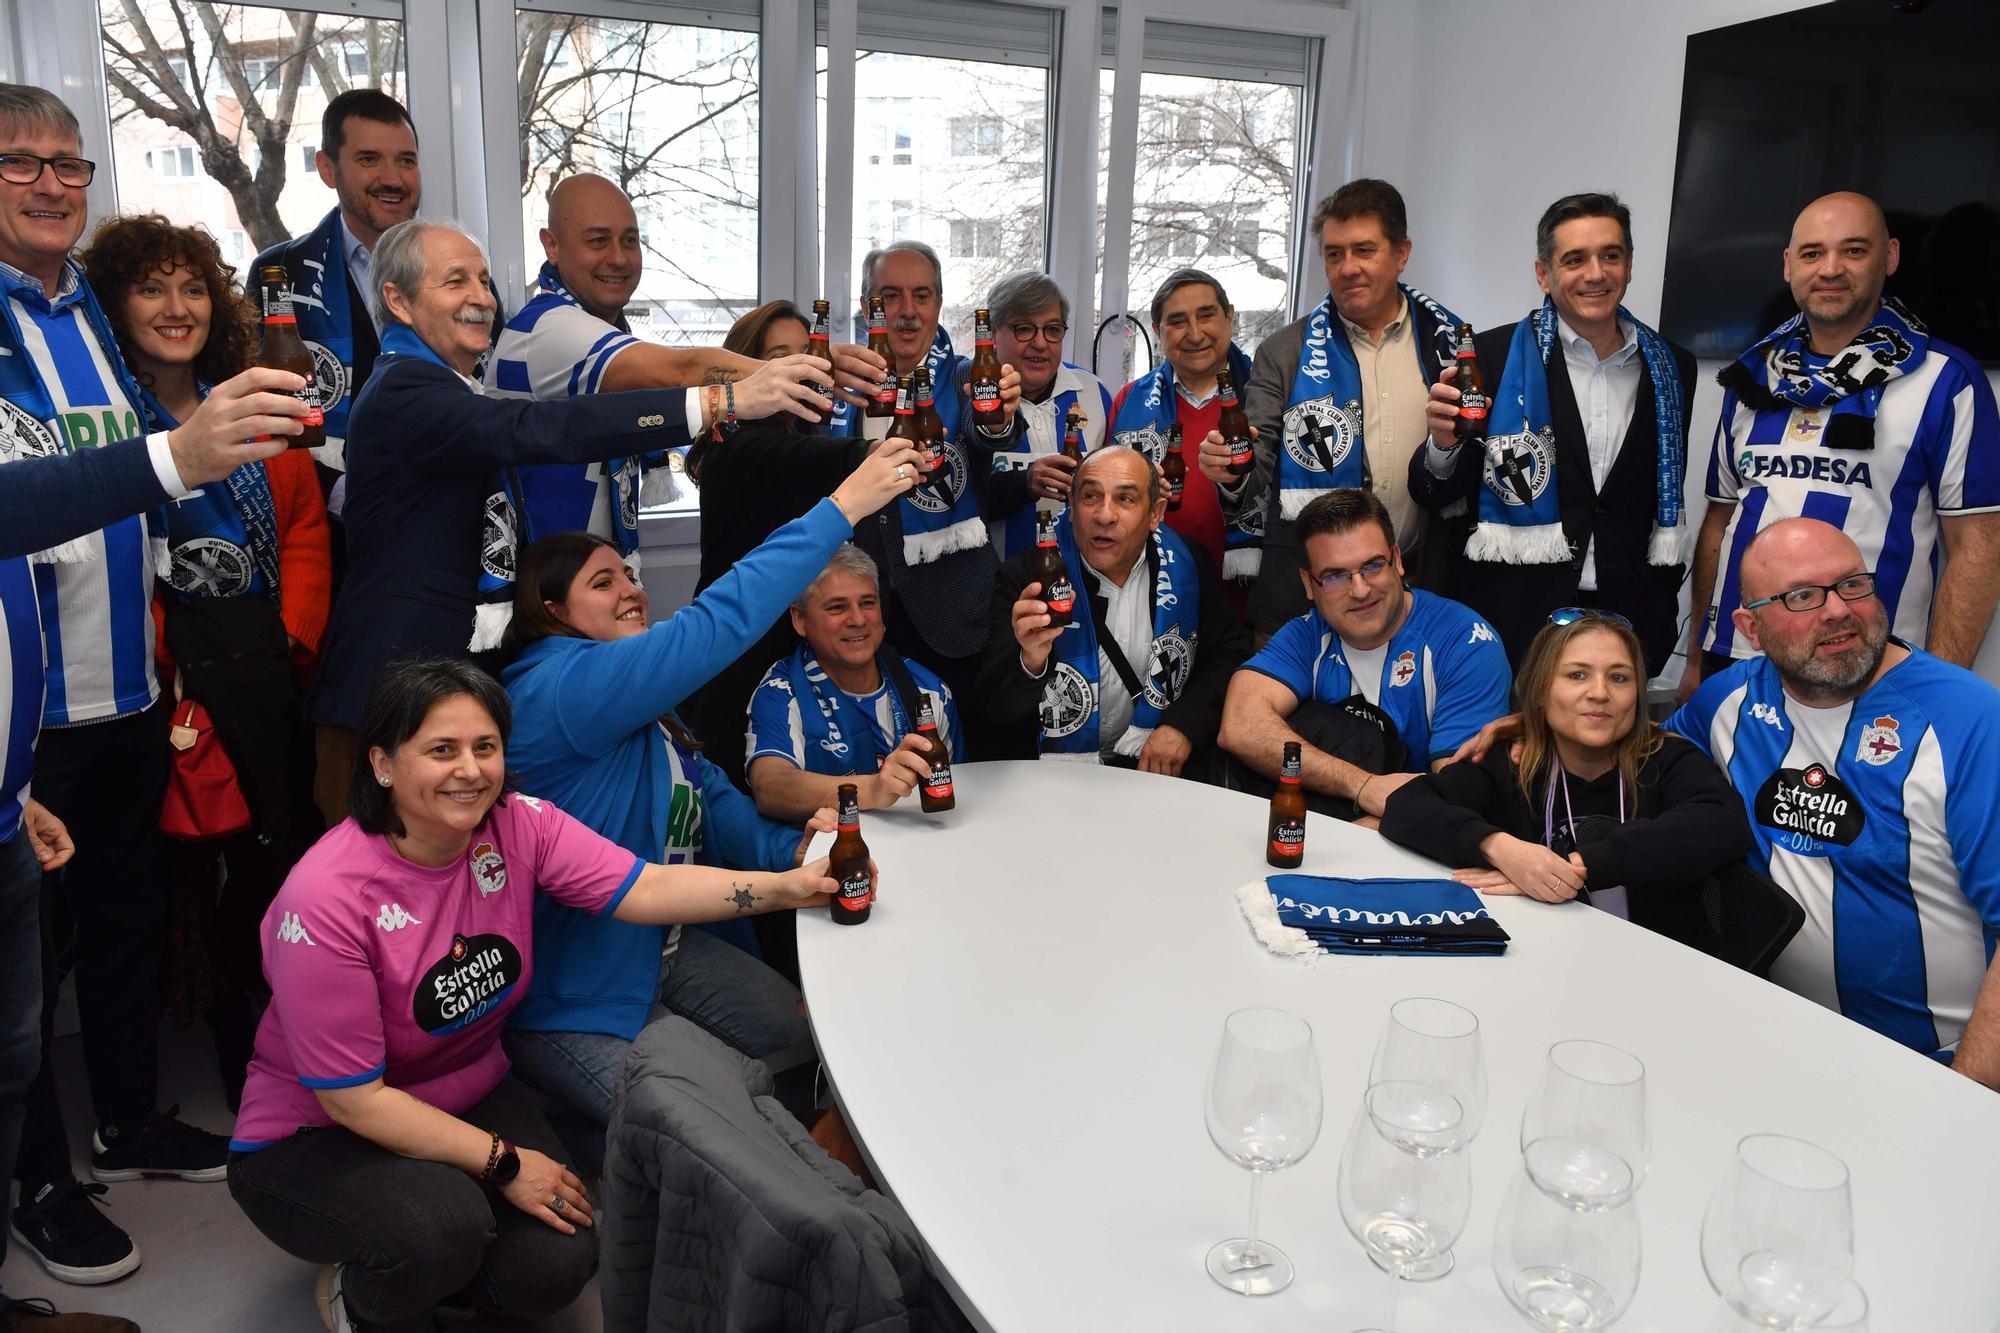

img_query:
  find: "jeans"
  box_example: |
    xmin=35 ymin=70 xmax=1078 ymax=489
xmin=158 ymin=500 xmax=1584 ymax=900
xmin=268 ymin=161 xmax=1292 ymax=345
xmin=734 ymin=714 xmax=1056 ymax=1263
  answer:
xmin=15 ymin=702 xmax=170 ymax=1193
xmin=504 ymin=928 xmax=812 ymax=1158
xmin=226 ymin=1076 xmax=595 ymax=1327
xmin=0 ymin=831 xmax=43 ymax=1275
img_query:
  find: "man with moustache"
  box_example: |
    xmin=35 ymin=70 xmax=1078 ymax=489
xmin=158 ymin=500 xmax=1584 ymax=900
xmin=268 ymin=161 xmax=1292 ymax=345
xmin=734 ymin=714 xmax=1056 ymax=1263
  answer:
xmin=1678 ymin=191 xmax=2000 ymax=702
xmin=489 ymin=174 xmax=889 ymax=556
xmin=983 ymin=447 xmax=1249 ymax=773
xmin=980 ymin=268 xmax=1113 ymax=562
xmin=1208 ymin=180 xmax=1468 ymax=637
xmin=1412 ymin=192 xmax=1696 ymax=675
xmin=251 ymin=89 xmax=420 ymax=519
xmin=1668 ymin=518 xmax=2000 ymax=1087
xmin=306 ymin=219 xmax=832 ymax=804
xmin=1220 ymin=488 xmax=1510 ymax=814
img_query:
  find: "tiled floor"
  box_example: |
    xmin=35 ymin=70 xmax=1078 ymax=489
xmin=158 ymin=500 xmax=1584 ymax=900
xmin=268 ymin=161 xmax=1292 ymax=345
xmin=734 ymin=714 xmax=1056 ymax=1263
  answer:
xmin=1 ymin=1022 xmax=601 ymax=1333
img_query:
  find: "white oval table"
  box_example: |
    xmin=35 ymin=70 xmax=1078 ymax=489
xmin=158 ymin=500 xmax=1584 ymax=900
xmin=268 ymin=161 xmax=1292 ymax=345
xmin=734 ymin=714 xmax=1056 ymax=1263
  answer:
xmin=798 ymin=761 xmax=2000 ymax=1331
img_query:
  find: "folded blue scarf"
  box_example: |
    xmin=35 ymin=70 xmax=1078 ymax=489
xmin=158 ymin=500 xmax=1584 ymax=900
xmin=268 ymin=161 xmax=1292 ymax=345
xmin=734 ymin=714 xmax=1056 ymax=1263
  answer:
xmin=1266 ymin=873 xmax=1510 ymax=956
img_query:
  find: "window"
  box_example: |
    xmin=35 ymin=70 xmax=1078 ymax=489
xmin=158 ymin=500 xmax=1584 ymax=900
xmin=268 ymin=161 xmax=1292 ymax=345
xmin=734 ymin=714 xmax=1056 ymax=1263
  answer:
xmin=101 ymin=2 xmax=406 ymax=258
xmin=516 ymin=12 xmax=761 ymax=345
xmin=949 ymin=218 xmax=1001 ymax=258
xmin=949 ymin=115 xmax=1001 ymax=157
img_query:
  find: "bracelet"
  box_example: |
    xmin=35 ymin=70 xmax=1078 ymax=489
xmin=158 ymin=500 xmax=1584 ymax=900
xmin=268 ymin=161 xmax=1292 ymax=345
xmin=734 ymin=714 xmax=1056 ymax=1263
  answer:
xmin=1355 ymin=774 xmax=1376 ymax=808
xmin=723 ymin=379 xmax=738 ymax=432
xmin=479 ymin=1129 xmax=502 ymax=1181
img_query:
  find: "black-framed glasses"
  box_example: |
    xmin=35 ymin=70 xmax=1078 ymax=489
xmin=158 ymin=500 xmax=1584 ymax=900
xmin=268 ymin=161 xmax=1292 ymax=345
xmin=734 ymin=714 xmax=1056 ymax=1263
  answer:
xmin=1313 ymin=556 xmax=1391 ymax=590
xmin=1549 ymin=607 xmax=1633 ymax=630
xmin=1742 ymin=573 xmax=1877 ymax=614
xmin=0 ymin=153 xmax=95 ymax=188
xmin=1007 ymin=321 xmax=1069 ymax=344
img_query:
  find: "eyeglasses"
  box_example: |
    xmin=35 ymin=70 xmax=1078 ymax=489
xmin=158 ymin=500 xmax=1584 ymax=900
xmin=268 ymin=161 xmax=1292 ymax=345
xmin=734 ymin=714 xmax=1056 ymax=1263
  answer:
xmin=1007 ymin=321 xmax=1070 ymax=344
xmin=0 ymin=153 xmax=95 ymax=188
xmin=1548 ymin=607 xmax=1633 ymax=630
xmin=1742 ymin=573 xmax=1877 ymax=614
xmin=1313 ymin=556 xmax=1391 ymax=590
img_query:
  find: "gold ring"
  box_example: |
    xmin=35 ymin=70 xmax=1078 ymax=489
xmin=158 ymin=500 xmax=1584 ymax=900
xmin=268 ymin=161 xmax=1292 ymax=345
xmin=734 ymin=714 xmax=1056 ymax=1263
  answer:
xmin=552 ymin=1196 xmax=566 ymax=1212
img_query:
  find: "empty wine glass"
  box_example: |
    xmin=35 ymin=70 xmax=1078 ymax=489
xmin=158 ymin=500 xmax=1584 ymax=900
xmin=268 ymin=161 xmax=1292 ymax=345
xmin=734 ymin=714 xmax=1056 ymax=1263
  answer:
xmin=1520 ymin=1040 xmax=1649 ymax=1198
xmin=1203 ymin=1007 xmax=1324 ymax=1296
xmin=1369 ymin=997 xmax=1486 ymax=1281
xmin=1337 ymin=1080 xmax=1471 ymax=1333
xmin=1724 ymin=1253 xmax=1871 ymax=1330
xmin=1495 ymin=1137 xmax=1642 ymax=1329
xmin=1701 ymin=1135 xmax=1854 ymax=1321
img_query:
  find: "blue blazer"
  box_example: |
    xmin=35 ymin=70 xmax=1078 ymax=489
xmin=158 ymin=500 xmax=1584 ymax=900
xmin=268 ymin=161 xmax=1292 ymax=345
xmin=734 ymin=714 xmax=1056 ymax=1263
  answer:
xmin=309 ymin=354 xmax=695 ymax=729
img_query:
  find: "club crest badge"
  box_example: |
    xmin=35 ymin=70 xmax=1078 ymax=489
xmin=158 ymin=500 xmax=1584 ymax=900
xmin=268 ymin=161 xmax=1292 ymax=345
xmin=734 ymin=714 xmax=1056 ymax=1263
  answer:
xmin=303 ymin=339 xmax=348 ymax=411
xmin=1282 ymin=398 xmax=1362 ymax=473
xmin=1855 ymin=715 xmax=1902 ymax=766
xmin=0 ymin=398 xmax=59 ymax=463
xmin=1785 ymin=410 xmax=1824 ymax=445
xmin=1120 ymin=422 xmax=1168 ymax=466
xmin=481 ymin=491 xmax=517 ymax=581
xmin=905 ymin=441 xmax=968 ymax=514
xmin=471 ymin=841 xmax=507 ymax=896
xmin=1390 ymin=650 xmax=1418 ymax=688
xmin=1143 ymin=626 xmax=1193 ymax=709
xmin=167 ymin=537 xmax=255 ymax=597
xmin=1038 ymin=661 xmax=1096 ymax=739
xmin=1481 ymin=426 xmax=1557 ymax=507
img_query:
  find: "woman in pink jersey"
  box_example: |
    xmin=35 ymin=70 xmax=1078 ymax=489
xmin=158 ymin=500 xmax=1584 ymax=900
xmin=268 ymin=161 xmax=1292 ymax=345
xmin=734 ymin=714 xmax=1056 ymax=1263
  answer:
xmin=224 ymin=657 xmax=837 ymax=1333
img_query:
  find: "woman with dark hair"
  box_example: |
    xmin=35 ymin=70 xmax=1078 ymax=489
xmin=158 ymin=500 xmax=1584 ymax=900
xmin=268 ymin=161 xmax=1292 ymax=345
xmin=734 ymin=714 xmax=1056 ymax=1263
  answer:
xmin=80 ymin=213 xmax=331 ymax=1104
xmin=226 ymin=658 xmax=838 ymax=1333
xmin=1380 ymin=610 xmax=1752 ymax=932
xmin=682 ymin=299 xmax=811 ymax=482
xmin=497 ymin=443 xmax=914 ymax=1158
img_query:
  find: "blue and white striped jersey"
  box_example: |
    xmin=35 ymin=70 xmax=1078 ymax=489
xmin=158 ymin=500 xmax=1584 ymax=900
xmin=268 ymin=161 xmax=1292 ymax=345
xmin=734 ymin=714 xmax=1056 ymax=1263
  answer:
xmin=1700 ymin=339 xmax=2000 ymax=658
xmin=1666 ymin=649 xmax=2000 ymax=1062
xmin=3 ymin=275 xmax=156 ymax=725
xmin=0 ymin=555 xmax=41 ymax=842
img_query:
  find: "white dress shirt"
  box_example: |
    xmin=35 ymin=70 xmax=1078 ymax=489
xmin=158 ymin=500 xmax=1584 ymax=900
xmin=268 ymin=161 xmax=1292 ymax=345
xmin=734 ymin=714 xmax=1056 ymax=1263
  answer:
xmin=338 ymin=213 xmax=379 ymax=334
xmin=1557 ymin=315 xmax=1642 ymax=590
xmin=1090 ymin=548 xmax=1155 ymax=756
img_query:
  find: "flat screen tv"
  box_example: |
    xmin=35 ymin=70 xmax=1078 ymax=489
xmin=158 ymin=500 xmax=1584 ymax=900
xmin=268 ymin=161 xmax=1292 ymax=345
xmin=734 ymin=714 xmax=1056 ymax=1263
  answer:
xmin=1661 ymin=0 xmax=1999 ymax=364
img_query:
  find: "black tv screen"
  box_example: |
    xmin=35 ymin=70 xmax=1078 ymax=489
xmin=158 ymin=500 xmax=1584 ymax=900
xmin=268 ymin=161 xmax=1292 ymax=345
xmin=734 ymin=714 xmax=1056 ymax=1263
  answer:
xmin=1661 ymin=0 xmax=2000 ymax=364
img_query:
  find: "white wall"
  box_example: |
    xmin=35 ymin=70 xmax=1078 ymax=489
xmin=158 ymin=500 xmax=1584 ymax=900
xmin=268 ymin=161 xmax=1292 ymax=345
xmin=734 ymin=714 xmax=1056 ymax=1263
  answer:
xmin=1348 ymin=0 xmax=2000 ymax=681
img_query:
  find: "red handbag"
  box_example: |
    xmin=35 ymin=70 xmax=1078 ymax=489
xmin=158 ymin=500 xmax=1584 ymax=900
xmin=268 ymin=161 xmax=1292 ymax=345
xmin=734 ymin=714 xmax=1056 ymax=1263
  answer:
xmin=160 ymin=695 xmax=253 ymax=841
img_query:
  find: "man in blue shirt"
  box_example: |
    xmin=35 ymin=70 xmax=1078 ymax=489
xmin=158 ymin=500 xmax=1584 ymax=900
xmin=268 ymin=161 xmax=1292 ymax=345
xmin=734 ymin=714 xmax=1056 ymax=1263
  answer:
xmin=1668 ymin=517 xmax=2000 ymax=1084
xmin=746 ymin=544 xmax=964 ymax=822
xmin=1220 ymin=487 xmax=1512 ymax=816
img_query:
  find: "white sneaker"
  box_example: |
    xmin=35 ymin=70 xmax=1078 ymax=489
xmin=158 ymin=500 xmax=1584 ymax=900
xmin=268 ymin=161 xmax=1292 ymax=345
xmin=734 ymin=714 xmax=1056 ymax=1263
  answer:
xmin=315 ymin=1262 xmax=357 ymax=1333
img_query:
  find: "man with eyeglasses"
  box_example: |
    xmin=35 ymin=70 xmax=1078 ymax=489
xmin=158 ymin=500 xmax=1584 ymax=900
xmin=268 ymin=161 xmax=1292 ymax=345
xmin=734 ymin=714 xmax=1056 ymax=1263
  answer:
xmin=1220 ymin=488 xmax=1510 ymax=816
xmin=1667 ymin=518 xmax=2000 ymax=1086
xmin=0 ymin=82 xmax=318 ymax=1304
xmin=980 ymin=269 xmax=1114 ymax=562
xmin=1678 ymin=191 xmax=2000 ymax=704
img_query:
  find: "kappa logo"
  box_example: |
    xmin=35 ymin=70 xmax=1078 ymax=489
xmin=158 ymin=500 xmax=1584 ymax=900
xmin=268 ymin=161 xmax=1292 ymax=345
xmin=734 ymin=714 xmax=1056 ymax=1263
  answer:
xmin=1468 ymin=621 xmax=1496 ymax=646
xmin=471 ymin=842 xmax=507 ymax=896
xmin=168 ymin=537 xmax=255 ymax=597
xmin=1390 ymin=650 xmax=1417 ymax=688
xmin=376 ymin=902 xmax=424 ymax=933
xmin=1481 ymin=426 xmax=1557 ymax=507
xmin=513 ymin=793 xmax=544 ymax=812
xmin=1855 ymin=715 xmax=1903 ymax=766
xmin=275 ymin=911 xmax=315 ymax=946
xmin=1038 ymin=660 xmax=1096 ymax=739
xmin=1748 ymin=701 xmax=1786 ymax=731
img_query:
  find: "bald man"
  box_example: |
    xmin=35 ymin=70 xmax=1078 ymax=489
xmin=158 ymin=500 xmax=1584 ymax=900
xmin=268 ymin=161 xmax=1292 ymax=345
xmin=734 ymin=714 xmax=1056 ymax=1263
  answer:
xmin=1678 ymin=191 xmax=2000 ymax=703
xmin=980 ymin=447 xmax=1249 ymax=769
xmin=488 ymin=174 xmax=888 ymax=552
xmin=1667 ymin=518 xmax=2000 ymax=1087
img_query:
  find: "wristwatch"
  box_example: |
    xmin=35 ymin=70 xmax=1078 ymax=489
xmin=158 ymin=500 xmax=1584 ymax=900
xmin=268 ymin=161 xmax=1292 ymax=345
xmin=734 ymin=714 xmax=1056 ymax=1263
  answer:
xmin=480 ymin=1131 xmax=520 ymax=1185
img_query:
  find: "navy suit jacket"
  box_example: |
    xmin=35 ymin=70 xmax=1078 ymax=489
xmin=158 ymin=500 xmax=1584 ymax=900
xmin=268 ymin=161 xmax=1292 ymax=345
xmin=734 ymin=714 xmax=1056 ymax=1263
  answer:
xmin=309 ymin=353 xmax=694 ymax=729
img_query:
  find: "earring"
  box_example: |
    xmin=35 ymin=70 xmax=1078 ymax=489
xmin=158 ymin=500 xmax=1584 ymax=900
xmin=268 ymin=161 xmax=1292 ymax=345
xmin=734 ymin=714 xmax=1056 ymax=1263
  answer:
xmin=378 ymin=775 xmax=391 ymax=787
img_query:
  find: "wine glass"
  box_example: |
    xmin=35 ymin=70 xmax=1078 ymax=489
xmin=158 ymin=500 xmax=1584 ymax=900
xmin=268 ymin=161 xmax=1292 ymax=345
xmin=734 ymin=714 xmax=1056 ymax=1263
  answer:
xmin=1722 ymin=1253 xmax=1871 ymax=1330
xmin=1368 ymin=997 xmax=1486 ymax=1281
xmin=1495 ymin=1137 xmax=1643 ymax=1329
xmin=1203 ymin=1007 xmax=1324 ymax=1296
xmin=1701 ymin=1135 xmax=1854 ymax=1321
xmin=1337 ymin=1080 xmax=1471 ymax=1333
xmin=1520 ymin=1040 xmax=1649 ymax=1199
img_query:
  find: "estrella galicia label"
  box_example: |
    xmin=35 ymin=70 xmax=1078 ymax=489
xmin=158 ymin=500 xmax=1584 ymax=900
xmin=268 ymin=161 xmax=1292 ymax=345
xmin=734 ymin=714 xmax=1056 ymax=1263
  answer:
xmin=1753 ymin=764 xmax=1865 ymax=852
xmin=414 ymin=932 xmax=522 ymax=1036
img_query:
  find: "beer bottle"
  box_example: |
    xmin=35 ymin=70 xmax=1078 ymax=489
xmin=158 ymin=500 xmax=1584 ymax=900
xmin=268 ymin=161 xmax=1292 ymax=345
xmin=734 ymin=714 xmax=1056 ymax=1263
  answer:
xmin=1030 ymin=509 xmax=1075 ymax=631
xmin=804 ymin=298 xmax=835 ymax=428
xmin=968 ymin=306 xmax=1005 ymax=434
xmin=912 ymin=365 xmax=947 ymax=486
xmin=1267 ymin=741 xmax=1306 ymax=869
xmin=829 ymin=782 xmax=873 ymax=925
xmin=1217 ymin=367 xmax=1254 ymax=477
xmin=913 ymin=697 xmax=955 ymax=813
xmin=865 ymin=295 xmax=896 ymax=419
xmin=1450 ymin=322 xmax=1489 ymax=444
xmin=256 ymin=265 xmax=324 ymax=451
xmin=1059 ymin=403 xmax=1084 ymax=467
xmin=883 ymin=372 xmax=917 ymax=454
xmin=1162 ymin=422 xmax=1186 ymax=512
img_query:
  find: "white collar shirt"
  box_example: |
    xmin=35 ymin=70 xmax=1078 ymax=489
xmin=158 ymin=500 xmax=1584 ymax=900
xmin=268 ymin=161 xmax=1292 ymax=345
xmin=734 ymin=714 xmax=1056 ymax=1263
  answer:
xmin=1556 ymin=314 xmax=1642 ymax=590
xmin=339 ymin=213 xmax=380 ymax=334
xmin=1088 ymin=546 xmax=1154 ymax=755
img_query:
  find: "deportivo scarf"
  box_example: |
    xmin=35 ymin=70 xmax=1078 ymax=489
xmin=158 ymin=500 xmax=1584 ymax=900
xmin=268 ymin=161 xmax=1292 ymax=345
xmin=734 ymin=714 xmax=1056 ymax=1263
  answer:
xmin=0 ymin=259 xmax=150 ymax=566
xmin=376 ymin=324 xmax=531 ymax=651
xmin=1716 ymin=296 xmax=1929 ymax=453
xmin=869 ymin=329 xmax=988 ymax=566
xmin=263 ymin=209 xmax=358 ymax=473
xmin=1109 ymin=342 xmax=1259 ymax=577
xmin=139 ymin=386 xmax=283 ymax=604
xmin=507 ymin=261 xmax=675 ymax=555
xmin=768 ymin=642 xmax=915 ymax=772
xmin=1467 ymin=298 xmax=1687 ymax=567
xmin=992 ymin=363 xmax=1107 ymax=560
xmin=1038 ymin=511 xmax=1201 ymax=762
xmin=1275 ymin=286 xmax=1461 ymax=524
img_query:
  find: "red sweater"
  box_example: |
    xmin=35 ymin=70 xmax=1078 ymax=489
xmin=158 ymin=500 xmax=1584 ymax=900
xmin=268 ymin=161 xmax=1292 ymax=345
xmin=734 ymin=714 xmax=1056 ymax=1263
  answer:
xmin=1108 ymin=383 xmax=1246 ymax=617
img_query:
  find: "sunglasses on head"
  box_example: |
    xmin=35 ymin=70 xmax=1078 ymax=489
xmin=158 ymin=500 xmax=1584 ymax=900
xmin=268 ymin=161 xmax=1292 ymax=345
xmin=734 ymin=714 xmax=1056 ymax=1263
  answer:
xmin=1548 ymin=607 xmax=1633 ymax=630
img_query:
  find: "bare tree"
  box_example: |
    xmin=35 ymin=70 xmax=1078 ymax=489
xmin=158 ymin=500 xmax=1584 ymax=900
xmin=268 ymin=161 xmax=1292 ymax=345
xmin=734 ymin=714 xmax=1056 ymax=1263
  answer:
xmin=101 ymin=0 xmax=405 ymax=252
